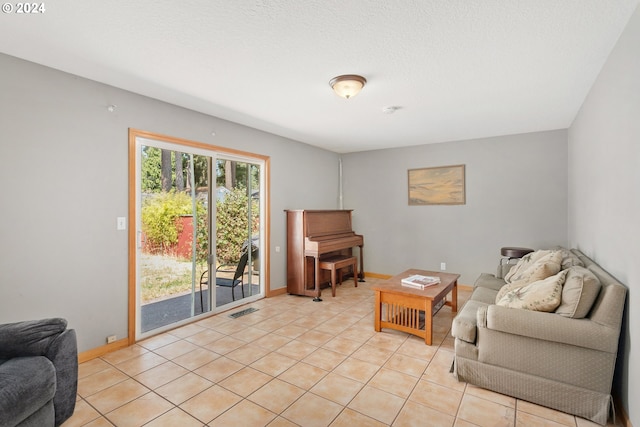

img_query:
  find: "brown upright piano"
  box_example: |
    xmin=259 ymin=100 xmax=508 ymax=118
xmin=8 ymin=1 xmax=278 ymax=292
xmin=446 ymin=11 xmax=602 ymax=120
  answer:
xmin=286 ymin=210 xmax=364 ymax=300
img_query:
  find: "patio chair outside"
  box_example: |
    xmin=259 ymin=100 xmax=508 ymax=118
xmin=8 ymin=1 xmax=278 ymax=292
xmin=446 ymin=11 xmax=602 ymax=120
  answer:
xmin=199 ymin=250 xmax=249 ymax=310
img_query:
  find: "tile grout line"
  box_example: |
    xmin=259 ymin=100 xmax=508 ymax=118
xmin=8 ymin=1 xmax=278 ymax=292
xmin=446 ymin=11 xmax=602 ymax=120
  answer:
xmin=71 ymin=284 xmax=589 ymax=427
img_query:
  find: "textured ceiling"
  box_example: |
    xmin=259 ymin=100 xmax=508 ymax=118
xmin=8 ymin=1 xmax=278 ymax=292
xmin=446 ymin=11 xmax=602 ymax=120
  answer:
xmin=0 ymin=1 xmax=637 ymax=153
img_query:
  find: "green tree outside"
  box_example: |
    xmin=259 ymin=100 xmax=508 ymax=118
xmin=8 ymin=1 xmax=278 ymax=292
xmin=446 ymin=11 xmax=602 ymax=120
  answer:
xmin=140 ymin=146 xmax=260 ymax=266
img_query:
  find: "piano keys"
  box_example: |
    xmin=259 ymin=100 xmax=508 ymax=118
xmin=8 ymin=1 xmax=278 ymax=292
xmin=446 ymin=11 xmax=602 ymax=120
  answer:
xmin=285 ymin=209 xmax=364 ymax=300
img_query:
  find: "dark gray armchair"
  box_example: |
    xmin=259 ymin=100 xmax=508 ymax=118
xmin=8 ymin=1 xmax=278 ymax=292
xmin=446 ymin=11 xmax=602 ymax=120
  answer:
xmin=0 ymin=318 xmax=78 ymax=427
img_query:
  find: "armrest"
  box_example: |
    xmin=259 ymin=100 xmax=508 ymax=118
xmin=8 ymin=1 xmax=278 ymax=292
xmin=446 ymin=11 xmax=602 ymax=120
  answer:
xmin=474 ymin=273 xmax=505 ymax=291
xmin=47 ymin=329 xmax=78 ymax=426
xmin=216 ymin=264 xmax=236 ymax=272
xmin=0 ymin=318 xmax=67 ymax=358
xmin=477 ymin=305 xmax=619 ymax=353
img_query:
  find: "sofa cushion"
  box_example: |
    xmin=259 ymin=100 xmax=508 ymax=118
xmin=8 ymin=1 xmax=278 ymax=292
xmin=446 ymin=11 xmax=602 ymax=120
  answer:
xmin=555 ymin=266 xmax=602 ymax=318
xmin=474 ymin=273 xmax=506 ymax=292
xmin=504 ymin=250 xmax=563 ymax=284
xmin=496 ymin=270 xmax=567 ymax=312
xmin=0 ymin=356 xmax=56 ymax=427
xmin=471 ymin=286 xmax=499 ymax=304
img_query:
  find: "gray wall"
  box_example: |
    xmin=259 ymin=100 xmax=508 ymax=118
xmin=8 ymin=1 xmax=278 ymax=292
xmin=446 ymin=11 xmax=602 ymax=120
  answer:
xmin=568 ymin=5 xmax=639 ymax=424
xmin=0 ymin=53 xmax=340 ymax=352
xmin=341 ymin=130 xmax=568 ymax=285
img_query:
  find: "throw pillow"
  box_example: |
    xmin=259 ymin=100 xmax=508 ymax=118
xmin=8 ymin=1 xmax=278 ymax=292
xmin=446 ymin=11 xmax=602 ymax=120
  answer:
xmin=504 ymin=250 xmax=548 ymax=283
xmin=496 ymin=277 xmax=524 ymax=303
xmin=504 ymin=250 xmax=563 ymax=284
xmin=555 ymin=266 xmax=602 ymax=318
xmin=496 ymin=270 xmax=567 ymax=312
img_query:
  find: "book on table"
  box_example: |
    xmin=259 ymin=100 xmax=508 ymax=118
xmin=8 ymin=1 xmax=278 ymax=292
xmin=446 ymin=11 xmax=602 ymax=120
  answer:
xmin=401 ymin=274 xmax=441 ymax=289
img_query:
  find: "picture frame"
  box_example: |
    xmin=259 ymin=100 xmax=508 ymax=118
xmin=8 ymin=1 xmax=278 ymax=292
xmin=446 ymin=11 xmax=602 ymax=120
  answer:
xmin=408 ymin=164 xmax=465 ymax=205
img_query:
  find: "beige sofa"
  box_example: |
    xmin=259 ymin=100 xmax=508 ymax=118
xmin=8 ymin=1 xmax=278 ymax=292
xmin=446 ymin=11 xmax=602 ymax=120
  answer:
xmin=451 ymin=248 xmax=626 ymax=425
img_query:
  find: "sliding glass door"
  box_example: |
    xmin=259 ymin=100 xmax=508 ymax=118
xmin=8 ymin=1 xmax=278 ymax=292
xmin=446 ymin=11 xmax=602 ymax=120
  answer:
xmin=130 ymin=130 xmax=267 ymax=341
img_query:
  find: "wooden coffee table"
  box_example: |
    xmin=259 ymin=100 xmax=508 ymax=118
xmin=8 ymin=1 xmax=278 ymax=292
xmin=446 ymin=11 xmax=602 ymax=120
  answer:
xmin=373 ymin=269 xmax=460 ymax=345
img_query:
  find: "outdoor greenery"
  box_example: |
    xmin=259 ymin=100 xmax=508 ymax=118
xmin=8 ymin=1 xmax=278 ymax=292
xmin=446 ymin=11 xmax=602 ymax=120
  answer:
xmin=141 ymin=146 xmax=258 ymax=194
xmin=140 ymin=186 xmax=258 ymax=266
xmin=139 ymin=145 xmax=260 ymax=302
xmin=141 ymin=147 xmax=209 ymax=192
xmin=140 ymin=256 xmax=206 ymax=302
xmin=141 ymin=191 xmax=205 ymax=257
xmin=216 ymin=185 xmax=260 ymax=265
xmin=140 ymin=145 xmax=260 ymax=261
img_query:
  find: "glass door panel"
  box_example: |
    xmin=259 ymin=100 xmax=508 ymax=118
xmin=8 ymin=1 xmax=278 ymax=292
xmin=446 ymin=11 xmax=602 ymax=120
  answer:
xmin=136 ymin=140 xmax=210 ymax=336
xmin=212 ymin=158 xmax=262 ymax=309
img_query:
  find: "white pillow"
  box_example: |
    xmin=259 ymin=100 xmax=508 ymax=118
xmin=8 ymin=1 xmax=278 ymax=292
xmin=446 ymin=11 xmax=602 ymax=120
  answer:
xmin=496 ymin=270 xmax=567 ymax=312
xmin=504 ymin=250 xmax=545 ymax=283
xmin=504 ymin=250 xmax=563 ymax=284
xmin=555 ymin=266 xmax=602 ymax=318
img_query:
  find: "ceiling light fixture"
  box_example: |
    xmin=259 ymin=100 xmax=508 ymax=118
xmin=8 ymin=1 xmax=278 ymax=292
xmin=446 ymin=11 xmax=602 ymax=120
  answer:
xmin=329 ymin=74 xmax=367 ymax=99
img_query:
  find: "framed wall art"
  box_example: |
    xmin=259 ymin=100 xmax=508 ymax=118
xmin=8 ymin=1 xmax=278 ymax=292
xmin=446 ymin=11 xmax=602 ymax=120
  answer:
xmin=408 ymin=164 xmax=465 ymax=205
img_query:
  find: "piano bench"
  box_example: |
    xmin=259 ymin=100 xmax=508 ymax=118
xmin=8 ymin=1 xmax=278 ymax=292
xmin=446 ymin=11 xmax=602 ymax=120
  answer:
xmin=319 ymin=255 xmax=358 ymax=297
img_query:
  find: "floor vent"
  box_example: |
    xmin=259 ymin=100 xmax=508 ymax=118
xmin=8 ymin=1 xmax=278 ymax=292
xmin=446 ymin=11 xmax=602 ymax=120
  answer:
xmin=228 ymin=307 xmax=258 ymax=319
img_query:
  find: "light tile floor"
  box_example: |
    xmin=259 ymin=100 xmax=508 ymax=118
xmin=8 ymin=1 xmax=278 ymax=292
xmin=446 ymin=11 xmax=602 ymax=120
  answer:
xmin=62 ymin=278 xmax=618 ymax=427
